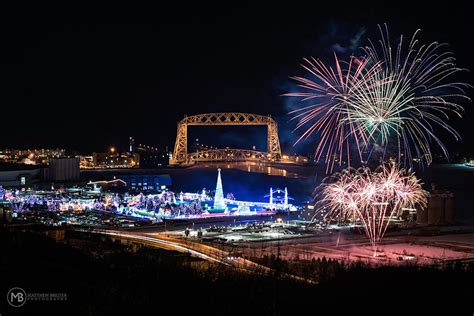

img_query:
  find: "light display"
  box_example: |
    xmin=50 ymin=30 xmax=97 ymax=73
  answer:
xmin=1 ymin=169 xmax=295 ymax=222
xmin=213 ymin=168 xmax=226 ymax=210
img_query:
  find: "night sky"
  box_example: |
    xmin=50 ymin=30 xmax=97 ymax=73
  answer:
xmin=1 ymin=2 xmax=473 ymax=156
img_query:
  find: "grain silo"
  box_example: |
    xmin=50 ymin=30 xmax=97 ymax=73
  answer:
xmin=427 ymin=193 xmax=445 ymax=225
xmin=444 ymin=192 xmax=455 ymax=224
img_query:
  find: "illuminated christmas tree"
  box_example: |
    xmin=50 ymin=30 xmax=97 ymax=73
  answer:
xmin=213 ymin=168 xmax=226 ymax=211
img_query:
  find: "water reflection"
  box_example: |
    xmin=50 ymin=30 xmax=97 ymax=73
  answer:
xmin=192 ymin=162 xmax=303 ymax=178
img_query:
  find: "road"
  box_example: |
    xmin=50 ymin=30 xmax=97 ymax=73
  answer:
xmin=74 ymin=228 xmax=314 ymax=284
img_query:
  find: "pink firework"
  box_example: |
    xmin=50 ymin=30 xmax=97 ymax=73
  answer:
xmin=317 ymin=163 xmax=428 ymax=255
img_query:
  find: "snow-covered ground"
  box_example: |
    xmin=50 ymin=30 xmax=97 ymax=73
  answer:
xmin=240 ymin=233 xmax=474 ymax=265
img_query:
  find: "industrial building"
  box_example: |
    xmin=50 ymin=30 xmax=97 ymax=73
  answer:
xmin=117 ymin=174 xmax=171 ymax=191
xmin=48 ymin=157 xmax=80 ymax=182
xmin=81 ymin=168 xmax=172 ymax=192
xmin=417 ymin=190 xmax=455 ymax=225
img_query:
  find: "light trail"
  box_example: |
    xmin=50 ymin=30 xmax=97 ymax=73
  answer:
xmin=75 ymin=228 xmax=316 ymax=284
xmin=76 ymin=228 xmax=224 ymax=264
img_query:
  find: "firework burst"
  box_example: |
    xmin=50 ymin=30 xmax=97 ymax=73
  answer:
xmin=286 ymin=24 xmax=470 ymax=169
xmin=284 ymin=54 xmax=381 ymax=171
xmin=316 ymin=163 xmax=428 ymax=255
xmin=357 ymin=24 xmax=470 ymax=165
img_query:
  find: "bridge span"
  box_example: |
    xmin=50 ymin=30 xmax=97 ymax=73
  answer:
xmin=170 ymin=113 xmax=281 ymax=164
